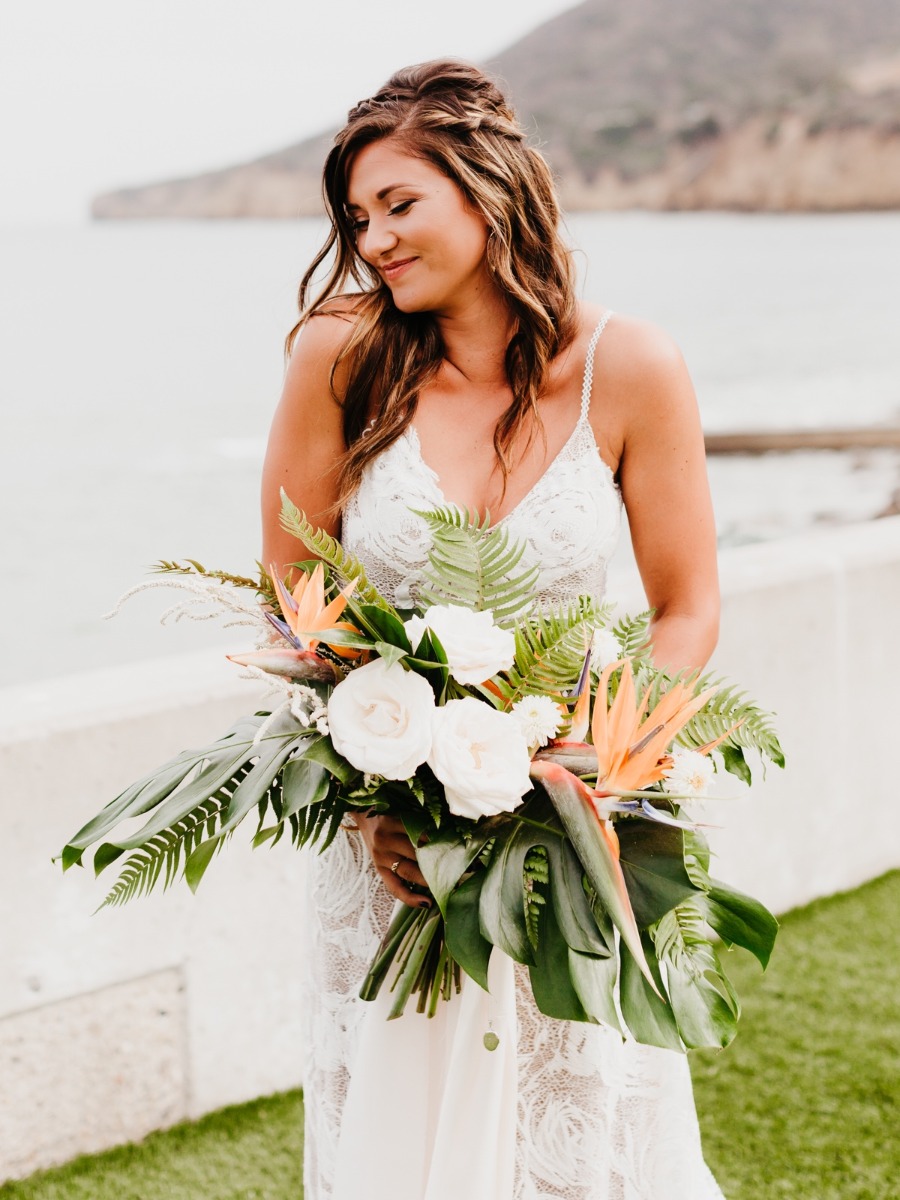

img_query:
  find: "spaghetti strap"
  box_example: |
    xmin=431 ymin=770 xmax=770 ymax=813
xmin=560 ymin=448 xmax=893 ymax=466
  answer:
xmin=580 ymin=310 xmax=614 ymax=420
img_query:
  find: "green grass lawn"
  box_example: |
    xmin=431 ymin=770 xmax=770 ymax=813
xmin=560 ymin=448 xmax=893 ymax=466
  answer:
xmin=4 ymin=871 xmax=898 ymax=1200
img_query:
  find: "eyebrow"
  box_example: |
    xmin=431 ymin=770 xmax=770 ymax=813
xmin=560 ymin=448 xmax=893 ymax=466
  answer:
xmin=345 ymin=183 xmax=415 ymax=211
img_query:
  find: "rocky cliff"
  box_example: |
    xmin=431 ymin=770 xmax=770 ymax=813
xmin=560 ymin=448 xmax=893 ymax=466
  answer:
xmin=92 ymin=0 xmax=900 ymax=217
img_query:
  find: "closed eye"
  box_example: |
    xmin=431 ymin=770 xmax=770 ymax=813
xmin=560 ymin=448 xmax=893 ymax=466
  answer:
xmin=346 ymin=198 xmax=415 ymax=236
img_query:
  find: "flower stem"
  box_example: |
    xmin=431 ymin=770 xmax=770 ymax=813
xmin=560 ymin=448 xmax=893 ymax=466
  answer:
xmin=388 ymin=908 xmax=443 ymax=1020
xmin=358 ymin=903 xmax=422 ymax=1002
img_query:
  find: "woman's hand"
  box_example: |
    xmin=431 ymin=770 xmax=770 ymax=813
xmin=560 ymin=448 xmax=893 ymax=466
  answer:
xmin=353 ymin=813 xmax=432 ymax=908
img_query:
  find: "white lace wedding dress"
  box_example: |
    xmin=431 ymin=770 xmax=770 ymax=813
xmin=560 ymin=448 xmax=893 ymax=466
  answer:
xmin=297 ymin=314 xmax=725 ymax=1199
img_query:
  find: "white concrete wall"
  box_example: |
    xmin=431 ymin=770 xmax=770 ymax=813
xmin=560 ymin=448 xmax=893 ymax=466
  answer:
xmin=2 ymin=516 xmax=899 ymax=1180
xmin=0 ymin=653 xmax=303 ymax=1180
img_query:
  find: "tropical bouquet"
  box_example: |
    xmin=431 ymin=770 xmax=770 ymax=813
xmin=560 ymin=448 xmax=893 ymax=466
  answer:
xmin=60 ymin=493 xmax=783 ymax=1052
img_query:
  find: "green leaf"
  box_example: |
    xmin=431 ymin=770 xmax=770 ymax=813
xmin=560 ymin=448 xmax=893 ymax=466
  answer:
xmin=93 ymin=842 xmax=126 ymax=876
xmin=666 ymin=943 xmax=740 ymax=1049
xmin=417 ymin=826 xmax=494 ymax=917
xmin=619 ymin=933 xmax=683 ymax=1051
xmin=96 ymin=788 xmax=241 ymax=909
xmin=301 ymin=626 xmax=373 ymax=651
xmin=105 ymin=711 xmax=302 ymax=851
xmin=678 ymin=677 xmax=784 ymax=770
xmin=444 ymin=872 xmax=493 ymax=991
xmin=219 ymin=731 xmax=307 ymax=834
xmin=184 ymin=836 xmax=222 ymax=894
xmin=546 ymin=836 xmax=614 ymax=956
xmin=568 ymin=949 xmax=622 ymax=1033
xmin=533 ymin=762 xmax=658 ymax=992
xmin=60 ymin=845 xmax=84 ymax=871
xmin=302 ymin=735 xmax=358 ymax=785
xmin=527 ymin=882 xmax=590 ymax=1021
xmin=479 ymin=815 xmax=549 ymax=964
xmin=610 ymin=610 xmax=654 ymax=663
xmin=682 ymin=828 xmax=712 ymax=889
xmin=280 ymin=757 xmax=331 ymax=818
xmin=702 ymin=879 xmax=779 ymax=969
xmin=617 ymin=821 xmax=698 ymax=928
xmin=496 ymin=596 xmax=606 ymax=707
xmin=719 ymin=743 xmax=752 ymax=785
xmin=374 ymin=641 xmax=408 ymax=669
xmin=415 ymin=506 xmax=541 ymax=624
xmin=64 ymin=713 xmax=263 ymax=851
xmin=279 ymin=490 xmax=395 ymax=613
xmin=356 ymin=605 xmax=411 ymax=649
xmin=400 ymin=809 xmax=433 ymax=850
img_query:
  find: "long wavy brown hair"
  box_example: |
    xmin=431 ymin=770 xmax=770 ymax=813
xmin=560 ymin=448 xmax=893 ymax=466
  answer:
xmin=285 ymin=59 xmax=579 ymax=508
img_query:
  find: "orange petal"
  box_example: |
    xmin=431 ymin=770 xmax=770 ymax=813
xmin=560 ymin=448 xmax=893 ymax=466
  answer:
xmin=591 ymin=659 xmax=624 ymax=778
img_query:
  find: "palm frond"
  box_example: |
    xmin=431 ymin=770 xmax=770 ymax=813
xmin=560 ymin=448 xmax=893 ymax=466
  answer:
xmin=610 ymin=609 xmax=654 ymax=663
xmin=415 ymin=506 xmax=540 ymax=625
xmin=678 ymin=680 xmax=784 ymax=768
xmin=279 ymin=491 xmax=395 ymax=613
xmin=98 ymin=765 xmax=256 ymax=908
xmin=495 ymin=597 xmax=602 ymax=706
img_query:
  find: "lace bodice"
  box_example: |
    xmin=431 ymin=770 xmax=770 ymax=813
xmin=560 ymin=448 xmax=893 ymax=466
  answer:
xmin=298 ymin=313 xmax=724 ymax=1200
xmin=342 ymin=312 xmax=622 ymax=610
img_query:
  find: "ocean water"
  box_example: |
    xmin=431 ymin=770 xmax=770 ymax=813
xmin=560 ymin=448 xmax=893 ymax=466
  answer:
xmin=2 ymin=213 xmax=899 ymax=687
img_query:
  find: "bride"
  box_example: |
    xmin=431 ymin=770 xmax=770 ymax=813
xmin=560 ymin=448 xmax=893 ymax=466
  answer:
xmin=261 ymin=59 xmax=722 ymax=1200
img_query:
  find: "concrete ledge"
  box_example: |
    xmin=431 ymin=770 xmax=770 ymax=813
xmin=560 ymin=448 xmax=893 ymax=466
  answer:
xmin=0 ymin=970 xmax=186 ymax=1179
xmin=3 ymin=516 xmax=899 ymax=1178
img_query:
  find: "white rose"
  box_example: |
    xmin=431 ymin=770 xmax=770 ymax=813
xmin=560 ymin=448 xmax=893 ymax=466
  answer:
xmin=428 ymin=697 xmax=533 ymax=820
xmin=407 ymin=604 xmax=515 ymax=685
xmin=327 ymin=658 xmax=435 ymax=780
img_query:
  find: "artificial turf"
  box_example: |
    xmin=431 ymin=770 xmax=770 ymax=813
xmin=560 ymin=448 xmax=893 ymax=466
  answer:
xmin=3 ymin=870 xmax=897 ymax=1200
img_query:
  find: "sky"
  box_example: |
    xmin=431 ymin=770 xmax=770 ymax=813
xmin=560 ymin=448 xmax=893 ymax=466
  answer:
xmin=1 ymin=0 xmax=576 ymax=226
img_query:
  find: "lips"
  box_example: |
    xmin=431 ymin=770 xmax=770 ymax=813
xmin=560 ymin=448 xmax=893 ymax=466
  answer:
xmin=381 ymin=257 xmax=417 ymax=283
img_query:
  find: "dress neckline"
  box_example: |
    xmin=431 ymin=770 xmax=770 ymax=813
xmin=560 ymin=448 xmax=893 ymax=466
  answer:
xmin=404 ymin=414 xmax=616 ymax=530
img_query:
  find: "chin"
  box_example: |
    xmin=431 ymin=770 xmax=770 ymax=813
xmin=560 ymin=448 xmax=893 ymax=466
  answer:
xmin=388 ymin=289 xmax=433 ymax=314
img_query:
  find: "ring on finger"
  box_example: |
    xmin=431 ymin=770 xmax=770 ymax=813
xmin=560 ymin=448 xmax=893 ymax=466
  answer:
xmin=390 ymin=860 xmax=402 ymax=876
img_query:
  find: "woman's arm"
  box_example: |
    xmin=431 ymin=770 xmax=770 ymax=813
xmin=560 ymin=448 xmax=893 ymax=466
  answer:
xmin=602 ymin=318 xmax=719 ymax=673
xmin=260 ymin=313 xmax=352 ymax=582
xmin=261 ymin=311 xmax=431 ymax=904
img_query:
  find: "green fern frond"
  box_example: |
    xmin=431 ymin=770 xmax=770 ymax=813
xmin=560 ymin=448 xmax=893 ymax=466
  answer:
xmin=496 ymin=597 xmax=602 ymax=706
xmin=610 ymin=609 xmax=654 ymax=663
xmin=678 ymin=680 xmax=784 ymax=768
xmin=523 ymin=845 xmax=550 ymax=950
xmin=287 ymin=795 xmax=348 ymax=852
xmin=416 ymin=507 xmax=540 ymax=625
xmin=97 ymin=758 xmax=291 ymax=907
xmin=279 ymin=490 xmax=395 ymax=614
xmin=99 ymin=786 xmax=234 ymax=909
xmin=650 ymin=897 xmax=711 ymax=979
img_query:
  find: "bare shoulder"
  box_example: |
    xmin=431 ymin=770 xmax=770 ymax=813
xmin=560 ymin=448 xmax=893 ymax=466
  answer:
xmin=578 ymin=305 xmax=698 ymax=467
xmin=262 ymin=301 xmax=366 ymax=550
xmin=587 ymin=307 xmax=688 ymax=398
xmin=283 ymin=298 xmax=363 ymax=395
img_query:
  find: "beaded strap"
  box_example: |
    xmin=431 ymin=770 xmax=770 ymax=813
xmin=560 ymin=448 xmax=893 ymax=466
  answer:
xmin=580 ymin=311 xmax=614 ymax=419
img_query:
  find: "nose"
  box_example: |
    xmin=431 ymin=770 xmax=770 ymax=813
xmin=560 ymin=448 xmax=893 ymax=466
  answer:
xmin=358 ymin=214 xmax=398 ymax=263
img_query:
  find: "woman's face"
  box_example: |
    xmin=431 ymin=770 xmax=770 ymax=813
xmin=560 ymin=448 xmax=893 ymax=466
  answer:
xmin=345 ymin=139 xmax=493 ymax=315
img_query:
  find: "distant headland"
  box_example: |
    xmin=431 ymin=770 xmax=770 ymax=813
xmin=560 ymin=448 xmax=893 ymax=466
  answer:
xmin=92 ymin=0 xmax=900 ymax=218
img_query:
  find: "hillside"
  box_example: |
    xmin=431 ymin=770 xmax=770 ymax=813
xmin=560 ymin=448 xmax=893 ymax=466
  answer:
xmin=92 ymin=0 xmax=900 ymax=217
